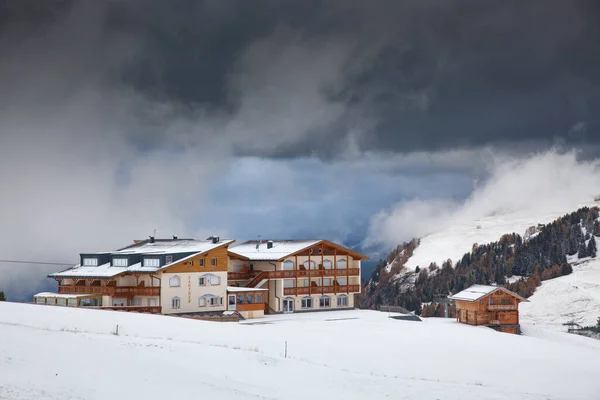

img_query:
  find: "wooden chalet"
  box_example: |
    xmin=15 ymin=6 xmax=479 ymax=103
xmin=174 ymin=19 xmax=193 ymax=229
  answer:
xmin=449 ymin=285 xmax=529 ymax=334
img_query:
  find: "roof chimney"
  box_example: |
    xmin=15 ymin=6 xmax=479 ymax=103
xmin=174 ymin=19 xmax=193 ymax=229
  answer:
xmin=210 ymin=236 xmax=219 ymax=244
xmin=173 ymin=234 xmax=178 ymax=240
xmin=267 ymin=240 xmax=274 ymax=249
xmin=149 ymin=236 xmax=155 ymax=243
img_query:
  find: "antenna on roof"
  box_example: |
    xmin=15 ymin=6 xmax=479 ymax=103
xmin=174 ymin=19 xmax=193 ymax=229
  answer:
xmin=256 ymin=235 xmax=261 ymax=251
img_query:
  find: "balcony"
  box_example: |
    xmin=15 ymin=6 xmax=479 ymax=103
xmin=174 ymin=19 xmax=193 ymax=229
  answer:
xmin=58 ymin=285 xmax=159 ymax=297
xmin=94 ymin=306 xmax=162 ymax=314
xmin=227 ymin=268 xmax=360 ymax=281
xmin=114 ymin=287 xmax=160 ymax=296
xmin=487 ymin=304 xmax=517 ymax=311
xmin=283 ymin=285 xmax=360 ymax=296
xmin=59 ymin=285 xmax=115 ymax=295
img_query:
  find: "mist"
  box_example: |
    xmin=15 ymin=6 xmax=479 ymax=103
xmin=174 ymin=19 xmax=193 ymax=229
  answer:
xmin=366 ymin=150 xmax=600 ymax=249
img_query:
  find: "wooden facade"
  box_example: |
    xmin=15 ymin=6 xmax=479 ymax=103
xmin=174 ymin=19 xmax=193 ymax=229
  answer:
xmin=452 ymin=286 xmax=528 ymax=334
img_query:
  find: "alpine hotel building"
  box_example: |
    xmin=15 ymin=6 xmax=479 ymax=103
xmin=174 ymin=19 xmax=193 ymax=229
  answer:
xmin=36 ymin=237 xmax=367 ymax=319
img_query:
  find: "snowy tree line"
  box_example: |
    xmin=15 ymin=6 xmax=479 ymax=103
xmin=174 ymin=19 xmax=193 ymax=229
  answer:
xmin=361 ymin=206 xmax=599 ymax=314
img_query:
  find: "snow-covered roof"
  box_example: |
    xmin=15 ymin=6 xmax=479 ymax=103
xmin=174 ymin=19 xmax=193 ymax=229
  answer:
xmin=229 ymin=240 xmax=322 ymax=261
xmin=50 ymin=239 xmax=235 ymax=278
xmin=115 ymin=239 xmax=235 ymax=255
xmin=227 ymin=286 xmax=269 ymax=293
xmin=449 ymin=284 xmax=529 ymax=302
xmin=49 ymin=263 xmax=130 ymax=279
xmin=34 ymin=292 xmax=100 ymax=299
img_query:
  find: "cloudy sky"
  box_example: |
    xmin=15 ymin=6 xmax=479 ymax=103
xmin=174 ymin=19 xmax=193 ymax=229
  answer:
xmin=1 ymin=1 xmax=599 ymax=300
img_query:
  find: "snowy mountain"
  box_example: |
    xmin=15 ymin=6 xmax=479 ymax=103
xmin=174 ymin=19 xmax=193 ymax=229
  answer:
xmin=1 ymin=302 xmax=600 ymax=399
xmin=361 ymin=201 xmax=600 ymax=329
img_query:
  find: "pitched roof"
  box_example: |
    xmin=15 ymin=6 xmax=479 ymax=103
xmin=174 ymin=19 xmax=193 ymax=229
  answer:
xmin=49 ymin=238 xmax=235 ymax=278
xmin=449 ymin=284 xmax=529 ymax=302
xmin=115 ymin=238 xmax=235 ymax=255
xmin=228 ymin=239 xmax=368 ymax=261
xmin=229 ymin=240 xmax=321 ymax=261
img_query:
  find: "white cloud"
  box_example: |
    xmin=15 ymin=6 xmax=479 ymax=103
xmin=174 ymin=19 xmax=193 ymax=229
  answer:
xmin=366 ymin=149 xmax=600 ymax=249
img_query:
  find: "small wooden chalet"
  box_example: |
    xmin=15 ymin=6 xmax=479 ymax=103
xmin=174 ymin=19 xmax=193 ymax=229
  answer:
xmin=449 ymin=285 xmax=529 ymax=334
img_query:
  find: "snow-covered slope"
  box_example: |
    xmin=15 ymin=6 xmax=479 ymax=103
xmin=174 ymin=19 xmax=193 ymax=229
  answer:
xmin=2 ymin=303 xmax=600 ymax=400
xmin=406 ymin=202 xmax=597 ymax=270
xmin=521 ymin=257 xmax=600 ymax=329
xmin=399 ymin=201 xmax=600 ymax=331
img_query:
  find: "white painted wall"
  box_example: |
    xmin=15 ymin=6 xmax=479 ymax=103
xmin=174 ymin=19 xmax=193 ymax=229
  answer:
xmin=160 ymin=271 xmax=227 ymax=314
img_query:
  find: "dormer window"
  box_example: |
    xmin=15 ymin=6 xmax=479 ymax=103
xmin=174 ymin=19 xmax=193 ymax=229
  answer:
xmin=82 ymin=258 xmax=98 ymax=266
xmin=112 ymin=258 xmax=128 ymax=267
xmin=144 ymin=258 xmax=160 ymax=267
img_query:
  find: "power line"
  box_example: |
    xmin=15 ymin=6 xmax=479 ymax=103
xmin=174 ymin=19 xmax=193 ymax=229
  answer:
xmin=0 ymin=259 xmax=73 ymax=266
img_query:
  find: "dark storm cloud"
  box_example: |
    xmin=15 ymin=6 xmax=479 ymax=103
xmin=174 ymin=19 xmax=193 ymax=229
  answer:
xmin=4 ymin=0 xmax=598 ymax=157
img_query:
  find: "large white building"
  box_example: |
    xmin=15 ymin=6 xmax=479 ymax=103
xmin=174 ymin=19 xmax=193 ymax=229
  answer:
xmin=36 ymin=237 xmax=366 ymax=319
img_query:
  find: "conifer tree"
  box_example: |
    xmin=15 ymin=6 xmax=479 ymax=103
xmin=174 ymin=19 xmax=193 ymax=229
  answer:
xmin=588 ymin=237 xmax=597 ymax=258
xmin=594 ymin=220 xmax=600 ymax=237
xmin=578 ymin=241 xmax=588 ymax=259
xmin=0 ymin=291 xmax=5 ymax=301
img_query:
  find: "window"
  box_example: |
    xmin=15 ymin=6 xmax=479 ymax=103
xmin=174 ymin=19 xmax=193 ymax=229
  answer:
xmin=149 ymin=298 xmax=157 ymax=307
xmin=337 ymin=259 xmax=347 ymax=269
xmin=256 ymin=293 xmax=263 ymax=303
xmin=57 ymin=298 xmax=67 ymax=306
xmin=112 ymin=258 xmax=128 ymax=267
xmin=211 ymin=258 xmax=217 ymax=267
xmin=82 ymin=258 xmax=98 ymax=266
xmin=323 ymin=278 xmax=332 ymax=287
xmin=237 ymin=294 xmax=245 ymax=304
xmin=200 ymin=274 xmax=221 ymax=286
xmin=172 ymin=297 xmax=180 ymax=309
xmin=189 ymin=260 xmax=194 ymax=266
xmin=337 ymin=277 xmax=347 ymax=286
xmin=144 ymin=258 xmax=160 ymax=267
xmin=131 ymin=298 xmax=142 ymax=306
xmin=283 ymin=260 xmax=295 ymax=270
xmin=301 ymin=297 xmax=313 ymax=309
xmin=212 ymin=276 xmax=221 ymax=285
xmin=199 ymin=258 xmax=205 ymax=267
xmin=489 ymin=297 xmax=495 ymax=305
xmin=246 ymin=294 xmax=254 ymax=304
xmin=169 ymin=275 xmax=181 ymax=287
xmin=67 ymin=299 xmax=77 ymax=307
xmin=165 ymin=255 xmax=173 ymax=264
xmin=303 ymin=260 xmax=317 ymax=270
xmin=35 ymin=297 xmax=45 ymax=304
xmin=319 ymin=296 xmax=330 ymax=307
xmin=199 ymin=277 xmax=206 ymax=286
xmin=323 ymin=260 xmax=332 ymax=269
xmin=284 ymin=279 xmax=295 ymax=288
xmin=201 ymin=295 xmax=222 ymax=307
xmin=337 ymin=295 xmax=348 ymax=307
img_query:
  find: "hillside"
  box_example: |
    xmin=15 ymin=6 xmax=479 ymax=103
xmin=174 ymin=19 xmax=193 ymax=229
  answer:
xmin=521 ymin=256 xmax=600 ymax=329
xmin=2 ymin=302 xmax=600 ymax=399
xmin=361 ymin=202 xmax=600 ymax=328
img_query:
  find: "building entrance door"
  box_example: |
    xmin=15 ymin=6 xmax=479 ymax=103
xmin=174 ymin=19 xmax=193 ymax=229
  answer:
xmin=228 ymin=295 xmax=237 ymax=311
xmin=283 ymin=298 xmax=294 ymax=313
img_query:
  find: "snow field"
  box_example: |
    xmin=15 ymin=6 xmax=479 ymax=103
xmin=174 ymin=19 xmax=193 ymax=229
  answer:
xmin=1 ymin=303 xmax=600 ymax=400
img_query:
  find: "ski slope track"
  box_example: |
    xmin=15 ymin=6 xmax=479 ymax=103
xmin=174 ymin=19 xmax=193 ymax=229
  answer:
xmin=1 ymin=303 xmax=600 ymax=400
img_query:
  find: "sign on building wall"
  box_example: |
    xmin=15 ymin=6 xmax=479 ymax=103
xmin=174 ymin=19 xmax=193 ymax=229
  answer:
xmin=188 ymin=276 xmax=191 ymax=303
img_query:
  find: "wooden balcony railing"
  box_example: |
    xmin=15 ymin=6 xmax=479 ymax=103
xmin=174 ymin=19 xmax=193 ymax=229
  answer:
xmin=487 ymin=305 xmax=517 ymax=311
xmin=227 ymin=268 xmax=360 ymax=282
xmin=114 ymin=287 xmax=160 ymax=296
xmin=59 ymin=285 xmax=115 ymax=295
xmin=59 ymin=285 xmax=160 ymax=297
xmin=93 ymin=306 xmax=162 ymax=314
xmin=283 ymin=285 xmax=360 ymax=296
